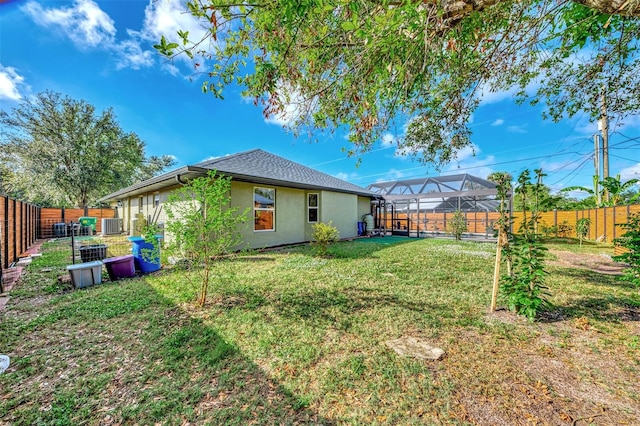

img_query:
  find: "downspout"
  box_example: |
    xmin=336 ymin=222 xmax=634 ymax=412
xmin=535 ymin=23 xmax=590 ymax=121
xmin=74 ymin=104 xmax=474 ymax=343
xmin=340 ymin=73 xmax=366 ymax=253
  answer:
xmin=175 ymin=174 xmax=187 ymax=185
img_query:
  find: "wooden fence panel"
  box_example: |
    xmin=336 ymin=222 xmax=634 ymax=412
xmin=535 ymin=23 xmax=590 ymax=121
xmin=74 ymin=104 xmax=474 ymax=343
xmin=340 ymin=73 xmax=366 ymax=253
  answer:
xmin=0 ymin=196 xmax=39 ymax=272
xmin=39 ymin=208 xmax=116 ymax=238
xmin=376 ymin=204 xmax=639 ymax=241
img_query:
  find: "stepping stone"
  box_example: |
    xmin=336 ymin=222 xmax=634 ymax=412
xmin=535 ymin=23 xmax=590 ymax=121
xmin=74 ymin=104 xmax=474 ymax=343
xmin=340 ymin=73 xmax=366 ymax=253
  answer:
xmin=386 ymin=337 xmax=445 ymax=361
xmin=0 ymin=355 xmax=10 ymax=374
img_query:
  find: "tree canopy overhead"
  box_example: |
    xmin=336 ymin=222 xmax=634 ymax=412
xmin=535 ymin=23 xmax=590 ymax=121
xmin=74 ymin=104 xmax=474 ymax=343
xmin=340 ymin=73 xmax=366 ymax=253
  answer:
xmin=157 ymin=0 xmax=640 ymax=165
xmin=0 ymin=91 xmax=175 ymax=208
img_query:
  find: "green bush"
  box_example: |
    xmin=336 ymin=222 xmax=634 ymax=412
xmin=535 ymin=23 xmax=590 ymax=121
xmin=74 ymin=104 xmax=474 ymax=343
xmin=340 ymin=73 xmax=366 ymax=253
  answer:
xmin=311 ymin=221 xmax=340 ymax=256
xmin=447 ymin=210 xmax=467 ymax=240
xmin=500 ymin=169 xmax=550 ymax=320
xmin=613 ymin=213 xmax=640 ymax=289
xmin=576 ymin=218 xmax=591 ymax=246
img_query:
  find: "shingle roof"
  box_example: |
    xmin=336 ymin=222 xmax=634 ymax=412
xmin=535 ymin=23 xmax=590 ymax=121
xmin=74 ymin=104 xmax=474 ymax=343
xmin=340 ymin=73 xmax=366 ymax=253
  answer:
xmin=194 ymin=149 xmax=375 ymax=196
xmin=98 ymin=149 xmax=376 ymax=202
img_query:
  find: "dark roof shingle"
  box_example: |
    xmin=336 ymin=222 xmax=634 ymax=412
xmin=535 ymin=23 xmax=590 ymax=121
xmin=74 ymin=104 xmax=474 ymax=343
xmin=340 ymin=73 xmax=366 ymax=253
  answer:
xmin=98 ymin=149 xmax=375 ymax=202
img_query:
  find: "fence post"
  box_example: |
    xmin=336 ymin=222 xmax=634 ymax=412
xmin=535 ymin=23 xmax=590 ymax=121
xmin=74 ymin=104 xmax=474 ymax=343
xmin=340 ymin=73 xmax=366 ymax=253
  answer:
xmin=12 ymin=199 xmax=16 ymax=264
xmin=604 ymin=206 xmax=608 ymax=242
xmin=3 ymin=197 xmax=8 ymax=270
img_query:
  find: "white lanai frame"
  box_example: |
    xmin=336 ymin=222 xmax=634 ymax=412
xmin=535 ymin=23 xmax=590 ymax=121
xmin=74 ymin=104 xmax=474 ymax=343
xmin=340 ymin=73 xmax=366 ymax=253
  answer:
xmin=366 ymin=174 xmax=503 ymax=236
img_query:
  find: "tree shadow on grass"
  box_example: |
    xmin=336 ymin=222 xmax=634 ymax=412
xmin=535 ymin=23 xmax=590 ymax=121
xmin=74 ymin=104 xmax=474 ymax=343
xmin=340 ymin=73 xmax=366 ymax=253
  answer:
xmin=539 ymin=295 xmax=640 ymax=323
xmin=0 ymin=276 xmax=333 ymax=425
xmin=550 ymin=265 xmax=636 ymax=290
xmin=272 ymin=286 xmax=448 ymax=326
xmin=139 ymin=312 xmax=334 ymax=425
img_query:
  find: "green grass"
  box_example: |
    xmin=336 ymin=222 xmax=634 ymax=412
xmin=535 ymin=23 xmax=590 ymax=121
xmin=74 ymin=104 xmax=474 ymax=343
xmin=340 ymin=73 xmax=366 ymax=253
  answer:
xmin=1 ymin=237 xmax=638 ymax=424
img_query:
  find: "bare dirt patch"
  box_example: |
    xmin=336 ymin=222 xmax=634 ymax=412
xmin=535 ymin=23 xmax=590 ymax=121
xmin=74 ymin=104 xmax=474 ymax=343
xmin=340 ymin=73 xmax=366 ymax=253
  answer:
xmin=548 ymin=250 xmax=626 ymax=275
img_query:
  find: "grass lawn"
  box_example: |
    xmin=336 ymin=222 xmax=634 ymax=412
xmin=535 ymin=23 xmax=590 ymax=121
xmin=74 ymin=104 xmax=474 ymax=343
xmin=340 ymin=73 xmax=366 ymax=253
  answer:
xmin=1 ymin=236 xmax=638 ymax=425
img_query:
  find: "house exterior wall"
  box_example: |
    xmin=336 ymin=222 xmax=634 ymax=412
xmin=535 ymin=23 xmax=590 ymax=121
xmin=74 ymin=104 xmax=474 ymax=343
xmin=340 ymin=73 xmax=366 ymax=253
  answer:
xmin=230 ymin=181 xmax=307 ymax=249
xmin=113 ymin=188 xmax=175 ymax=235
xmin=358 ymin=196 xmax=372 ymax=220
xmin=319 ymin=190 xmax=358 ymax=240
xmin=112 ymin=180 xmax=369 ymax=249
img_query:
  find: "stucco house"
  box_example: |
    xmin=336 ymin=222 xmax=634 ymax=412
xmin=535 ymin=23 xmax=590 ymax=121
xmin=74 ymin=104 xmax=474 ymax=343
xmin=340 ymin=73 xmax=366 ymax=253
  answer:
xmin=98 ymin=149 xmax=377 ymax=249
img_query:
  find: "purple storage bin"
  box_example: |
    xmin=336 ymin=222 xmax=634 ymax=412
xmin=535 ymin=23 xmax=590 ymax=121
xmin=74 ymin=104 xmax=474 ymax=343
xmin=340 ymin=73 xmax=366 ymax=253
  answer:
xmin=103 ymin=255 xmax=135 ymax=281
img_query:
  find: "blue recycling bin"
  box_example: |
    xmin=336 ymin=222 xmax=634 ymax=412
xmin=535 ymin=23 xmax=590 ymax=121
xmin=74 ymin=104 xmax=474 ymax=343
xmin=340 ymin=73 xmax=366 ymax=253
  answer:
xmin=128 ymin=236 xmax=161 ymax=273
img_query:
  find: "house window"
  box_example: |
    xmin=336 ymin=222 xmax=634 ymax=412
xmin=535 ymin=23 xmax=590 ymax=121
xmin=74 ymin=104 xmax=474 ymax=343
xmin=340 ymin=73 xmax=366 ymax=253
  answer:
xmin=254 ymin=187 xmax=275 ymax=231
xmin=138 ymin=196 xmax=144 ymax=212
xmin=154 ymin=194 xmax=160 ymax=208
xmin=307 ymin=193 xmax=318 ymax=223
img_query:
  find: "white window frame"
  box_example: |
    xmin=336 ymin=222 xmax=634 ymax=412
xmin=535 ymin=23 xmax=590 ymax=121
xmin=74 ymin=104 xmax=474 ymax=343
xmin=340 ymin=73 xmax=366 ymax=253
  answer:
xmin=307 ymin=193 xmax=319 ymax=223
xmin=253 ymin=187 xmax=275 ymax=232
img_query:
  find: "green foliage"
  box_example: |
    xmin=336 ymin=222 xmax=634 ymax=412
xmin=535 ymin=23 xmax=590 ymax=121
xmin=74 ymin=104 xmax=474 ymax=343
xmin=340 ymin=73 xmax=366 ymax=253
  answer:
xmin=0 ymin=91 xmax=175 ymax=207
xmin=562 ymin=174 xmax=640 ymax=207
xmin=163 ymin=170 xmax=249 ymax=306
xmin=447 ymin=210 xmax=467 ymax=240
xmin=613 ymin=213 xmax=640 ymax=289
xmin=576 ymin=218 xmax=592 ymax=246
xmin=501 ymin=234 xmax=550 ymax=319
xmin=139 ymin=222 xmax=163 ymax=265
xmin=500 ymin=169 xmax=550 ymax=320
xmin=541 ymin=220 xmax=573 ymax=238
xmin=157 ymin=1 xmax=640 ymax=166
xmin=311 ymin=221 xmax=340 ymax=256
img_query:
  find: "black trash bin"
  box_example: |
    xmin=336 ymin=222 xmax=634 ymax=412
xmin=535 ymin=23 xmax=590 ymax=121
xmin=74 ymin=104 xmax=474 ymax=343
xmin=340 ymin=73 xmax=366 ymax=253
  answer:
xmin=79 ymin=244 xmax=107 ymax=262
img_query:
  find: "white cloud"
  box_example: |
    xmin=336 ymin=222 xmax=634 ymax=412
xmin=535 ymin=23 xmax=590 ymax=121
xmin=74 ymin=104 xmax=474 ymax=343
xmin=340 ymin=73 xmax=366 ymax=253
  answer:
xmin=375 ymin=169 xmax=408 ymax=182
xmin=334 ymin=171 xmax=358 ymax=181
xmin=478 ymin=80 xmax=541 ymax=106
xmin=381 ymin=132 xmax=395 ymax=147
xmin=443 ymin=154 xmax=496 ymax=180
xmin=114 ymin=34 xmax=154 ymax=70
xmin=620 ymin=163 xmax=640 ymax=181
xmin=142 ymin=0 xmax=207 ymax=43
xmin=491 ymin=119 xmax=504 ymax=127
xmin=23 ymin=0 xmax=116 ymax=48
xmin=506 ymin=124 xmax=528 ymax=134
xmin=0 ymin=65 xmax=26 ymax=101
xmin=20 ymin=0 xmax=211 ymax=73
xmin=264 ymin=84 xmax=311 ymax=126
xmin=611 ymin=114 xmax=640 ymax=132
xmin=140 ymin=0 xmax=210 ymax=70
xmin=452 ymin=144 xmax=477 ymax=162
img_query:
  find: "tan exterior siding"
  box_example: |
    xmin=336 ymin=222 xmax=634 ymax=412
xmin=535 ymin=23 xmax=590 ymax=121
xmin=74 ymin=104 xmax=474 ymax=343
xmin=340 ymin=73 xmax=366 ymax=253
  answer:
xmin=358 ymin=196 xmax=372 ymax=220
xmin=112 ymin=180 xmax=369 ymax=249
xmin=114 ymin=187 xmax=176 ymax=234
xmin=230 ymin=181 xmax=307 ymax=249
xmin=319 ymin=190 xmax=358 ymax=239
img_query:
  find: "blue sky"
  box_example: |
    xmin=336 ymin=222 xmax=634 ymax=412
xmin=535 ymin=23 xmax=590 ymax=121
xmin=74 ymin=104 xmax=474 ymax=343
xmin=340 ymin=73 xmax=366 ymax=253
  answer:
xmin=1 ymin=0 xmax=638 ymax=194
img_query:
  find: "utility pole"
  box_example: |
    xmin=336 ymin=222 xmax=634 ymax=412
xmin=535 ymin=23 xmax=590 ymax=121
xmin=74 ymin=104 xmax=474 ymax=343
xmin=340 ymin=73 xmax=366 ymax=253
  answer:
xmin=593 ymin=133 xmax=601 ymax=206
xmin=600 ymin=91 xmax=610 ymax=203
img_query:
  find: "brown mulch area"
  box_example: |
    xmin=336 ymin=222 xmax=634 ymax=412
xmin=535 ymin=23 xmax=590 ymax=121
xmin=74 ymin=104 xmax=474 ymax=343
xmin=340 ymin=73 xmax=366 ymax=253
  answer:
xmin=447 ymin=250 xmax=639 ymax=425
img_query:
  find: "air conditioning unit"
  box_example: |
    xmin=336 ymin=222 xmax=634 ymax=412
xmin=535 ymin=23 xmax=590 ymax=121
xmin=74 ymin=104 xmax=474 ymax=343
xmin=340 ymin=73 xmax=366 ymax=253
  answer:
xmin=101 ymin=218 xmax=123 ymax=236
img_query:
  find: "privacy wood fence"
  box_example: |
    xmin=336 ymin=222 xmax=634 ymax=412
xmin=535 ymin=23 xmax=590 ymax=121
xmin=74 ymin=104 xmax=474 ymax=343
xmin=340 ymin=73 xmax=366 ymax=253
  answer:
xmin=39 ymin=207 xmax=116 ymax=239
xmin=1 ymin=199 xmax=117 ymax=273
xmin=512 ymin=204 xmax=640 ymax=242
xmin=0 ymin=195 xmax=39 ymax=273
xmin=381 ymin=204 xmax=640 ymax=243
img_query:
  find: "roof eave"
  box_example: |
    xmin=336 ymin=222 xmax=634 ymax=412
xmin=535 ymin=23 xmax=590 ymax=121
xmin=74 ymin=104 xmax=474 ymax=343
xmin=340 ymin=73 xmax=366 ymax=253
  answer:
xmin=97 ymin=165 xmax=209 ymax=203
